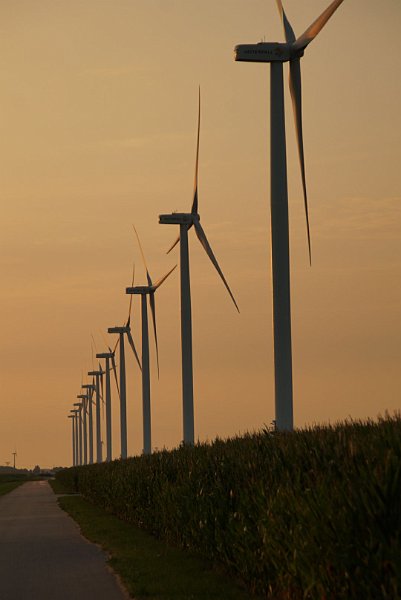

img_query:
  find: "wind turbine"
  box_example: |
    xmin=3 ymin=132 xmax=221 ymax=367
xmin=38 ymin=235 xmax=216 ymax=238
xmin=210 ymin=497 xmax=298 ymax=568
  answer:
xmin=108 ymin=266 xmax=142 ymax=460
xmin=159 ymin=90 xmax=239 ymax=445
xmin=68 ymin=414 xmax=75 ymax=466
xmin=82 ymin=383 xmax=95 ymax=464
xmin=126 ymin=230 xmax=176 ymax=455
xmin=73 ymin=402 xmax=83 ymax=465
xmin=12 ymin=450 xmax=17 ymax=470
xmin=70 ymin=409 xmax=79 ymax=466
xmin=234 ymin=0 xmax=345 ymax=431
xmin=77 ymin=393 xmax=88 ymax=465
xmin=88 ymin=369 xmax=103 ymax=463
xmin=95 ymin=352 xmax=114 ymax=461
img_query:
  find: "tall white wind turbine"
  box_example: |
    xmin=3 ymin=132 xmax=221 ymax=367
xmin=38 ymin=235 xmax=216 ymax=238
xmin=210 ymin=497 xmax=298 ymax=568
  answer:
xmin=82 ymin=383 xmax=95 ymax=464
xmin=159 ymin=90 xmax=239 ymax=445
xmin=235 ymin=0 xmax=345 ymax=431
xmin=68 ymin=414 xmax=75 ymax=466
xmin=108 ymin=266 xmax=142 ymax=460
xmin=73 ymin=402 xmax=83 ymax=465
xmin=95 ymin=352 xmax=114 ymax=461
xmin=126 ymin=230 xmax=176 ymax=455
xmin=77 ymin=393 xmax=88 ymax=465
xmin=88 ymin=368 xmax=103 ymax=463
xmin=70 ymin=408 xmax=79 ymax=466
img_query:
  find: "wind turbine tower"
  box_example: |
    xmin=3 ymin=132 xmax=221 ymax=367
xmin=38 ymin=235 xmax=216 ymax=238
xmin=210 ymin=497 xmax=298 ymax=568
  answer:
xmin=82 ymin=383 xmax=95 ymax=464
xmin=96 ymin=352 xmax=114 ymax=462
xmin=73 ymin=402 xmax=83 ymax=465
xmin=159 ymin=90 xmax=239 ymax=445
xmin=77 ymin=393 xmax=88 ymax=465
xmin=234 ymin=0 xmax=345 ymax=431
xmin=70 ymin=409 xmax=79 ymax=466
xmin=68 ymin=415 xmax=75 ymax=466
xmin=126 ymin=232 xmax=176 ymax=455
xmin=108 ymin=327 xmax=128 ymax=459
xmin=88 ymin=369 xmax=103 ymax=463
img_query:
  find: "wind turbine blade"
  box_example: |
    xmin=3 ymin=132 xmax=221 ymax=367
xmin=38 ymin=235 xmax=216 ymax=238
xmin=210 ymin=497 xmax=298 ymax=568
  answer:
xmin=193 ymin=219 xmax=239 ymax=313
xmin=191 ymin=87 xmax=201 ymax=215
xmin=149 ymin=292 xmax=160 ymax=378
xmin=126 ymin=329 xmax=142 ymax=371
xmin=98 ymin=364 xmax=105 ymax=419
xmin=90 ymin=381 xmax=95 ymax=405
xmin=152 ymin=265 xmax=177 ymax=290
xmin=126 ymin=262 xmax=135 ymax=326
xmin=109 ymin=349 xmax=120 ymax=398
xmin=289 ymin=58 xmax=312 ymax=264
xmin=91 ymin=333 xmax=97 ymax=352
xmin=91 ymin=337 xmax=95 ymax=369
xmin=133 ymin=225 xmax=153 ymax=286
xmin=167 ymin=233 xmax=181 ymax=255
xmin=275 ymin=0 xmax=296 ymax=43
xmin=99 ymin=362 xmax=104 ymax=401
xmin=113 ymin=336 xmax=119 ymax=354
xmin=293 ymin=0 xmax=345 ymax=51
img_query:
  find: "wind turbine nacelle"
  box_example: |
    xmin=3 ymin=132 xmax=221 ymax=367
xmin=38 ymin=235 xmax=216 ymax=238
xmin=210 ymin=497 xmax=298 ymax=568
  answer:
xmin=159 ymin=213 xmax=194 ymax=225
xmin=88 ymin=370 xmax=101 ymax=376
xmin=126 ymin=286 xmax=149 ymax=295
xmin=108 ymin=326 xmax=127 ymax=334
xmin=235 ymin=42 xmax=290 ymax=63
xmin=96 ymin=352 xmax=113 ymax=359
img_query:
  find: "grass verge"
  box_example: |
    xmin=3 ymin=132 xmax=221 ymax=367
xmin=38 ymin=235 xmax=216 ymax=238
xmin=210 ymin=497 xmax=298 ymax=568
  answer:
xmin=0 ymin=481 xmax=25 ymax=497
xmin=48 ymin=477 xmax=75 ymax=495
xmin=56 ymin=493 xmax=254 ymax=600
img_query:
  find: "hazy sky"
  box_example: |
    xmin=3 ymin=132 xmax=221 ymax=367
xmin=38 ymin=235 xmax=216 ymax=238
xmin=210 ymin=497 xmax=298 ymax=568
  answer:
xmin=1 ymin=0 xmax=400 ymax=468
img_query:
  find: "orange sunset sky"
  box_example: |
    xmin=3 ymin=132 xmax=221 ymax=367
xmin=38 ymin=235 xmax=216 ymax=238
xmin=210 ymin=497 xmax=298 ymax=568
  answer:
xmin=1 ymin=0 xmax=400 ymax=468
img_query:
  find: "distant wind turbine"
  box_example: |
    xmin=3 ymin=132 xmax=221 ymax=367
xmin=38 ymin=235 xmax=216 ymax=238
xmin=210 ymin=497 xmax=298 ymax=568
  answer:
xmin=159 ymin=89 xmax=239 ymax=445
xmin=82 ymin=383 xmax=95 ymax=464
xmin=126 ymin=229 xmax=176 ymax=455
xmin=73 ymin=402 xmax=83 ymax=465
xmin=77 ymin=394 xmax=88 ymax=465
xmin=234 ymin=0 xmax=345 ymax=431
xmin=95 ymin=352 xmax=114 ymax=461
xmin=108 ymin=265 xmax=142 ymax=460
xmin=88 ymin=369 xmax=103 ymax=463
xmin=70 ymin=409 xmax=79 ymax=466
xmin=68 ymin=415 xmax=75 ymax=466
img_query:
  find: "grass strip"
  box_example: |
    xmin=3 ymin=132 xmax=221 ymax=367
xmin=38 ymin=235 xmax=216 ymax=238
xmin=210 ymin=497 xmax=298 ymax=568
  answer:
xmin=0 ymin=481 xmax=25 ymax=497
xmin=56 ymin=494 xmax=253 ymax=600
xmin=49 ymin=477 xmax=75 ymax=495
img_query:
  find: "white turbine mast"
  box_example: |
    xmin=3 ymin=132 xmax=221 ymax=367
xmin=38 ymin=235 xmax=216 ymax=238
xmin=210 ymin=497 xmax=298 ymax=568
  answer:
xmin=67 ymin=414 xmax=75 ymax=466
xmin=95 ymin=351 xmax=116 ymax=461
xmin=70 ymin=408 xmax=79 ymax=466
xmin=73 ymin=402 xmax=83 ymax=465
xmin=81 ymin=383 xmax=95 ymax=464
xmin=159 ymin=88 xmax=239 ymax=446
xmin=234 ymin=0 xmax=345 ymax=431
xmin=108 ymin=264 xmax=142 ymax=460
xmin=87 ymin=369 xmax=103 ymax=463
xmin=126 ymin=228 xmax=176 ymax=455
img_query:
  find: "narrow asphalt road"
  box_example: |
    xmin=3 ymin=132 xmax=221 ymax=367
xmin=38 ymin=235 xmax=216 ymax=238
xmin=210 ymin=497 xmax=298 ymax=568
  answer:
xmin=0 ymin=481 xmax=129 ymax=600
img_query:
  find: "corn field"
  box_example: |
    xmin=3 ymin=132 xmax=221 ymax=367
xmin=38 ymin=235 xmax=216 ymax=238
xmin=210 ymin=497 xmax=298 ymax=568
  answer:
xmin=57 ymin=415 xmax=401 ymax=598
